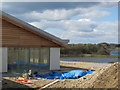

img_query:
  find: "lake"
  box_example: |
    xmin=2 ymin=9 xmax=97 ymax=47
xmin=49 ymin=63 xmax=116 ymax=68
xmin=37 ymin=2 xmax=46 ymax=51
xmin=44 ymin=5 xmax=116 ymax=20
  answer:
xmin=110 ymin=50 xmax=120 ymax=56
xmin=60 ymin=57 xmax=118 ymax=63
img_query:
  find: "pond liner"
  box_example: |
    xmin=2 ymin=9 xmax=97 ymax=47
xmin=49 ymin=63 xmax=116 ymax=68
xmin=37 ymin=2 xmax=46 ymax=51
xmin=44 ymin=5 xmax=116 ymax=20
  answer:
xmin=35 ymin=70 xmax=95 ymax=79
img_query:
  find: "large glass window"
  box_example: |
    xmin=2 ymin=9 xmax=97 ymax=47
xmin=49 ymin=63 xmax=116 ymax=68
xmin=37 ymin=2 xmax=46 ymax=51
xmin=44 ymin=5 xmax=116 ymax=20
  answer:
xmin=30 ymin=48 xmax=40 ymax=72
xmin=19 ymin=48 xmax=29 ymax=73
xmin=8 ymin=47 xmax=50 ymax=73
xmin=40 ymin=48 xmax=50 ymax=71
xmin=8 ymin=48 xmax=18 ymax=73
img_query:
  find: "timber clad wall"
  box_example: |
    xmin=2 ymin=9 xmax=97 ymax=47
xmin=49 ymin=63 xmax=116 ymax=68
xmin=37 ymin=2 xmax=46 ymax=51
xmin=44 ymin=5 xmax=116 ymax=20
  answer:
xmin=2 ymin=19 xmax=60 ymax=47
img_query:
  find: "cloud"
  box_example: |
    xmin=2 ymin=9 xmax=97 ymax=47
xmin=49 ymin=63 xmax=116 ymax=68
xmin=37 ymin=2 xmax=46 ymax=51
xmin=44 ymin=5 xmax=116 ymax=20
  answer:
xmin=2 ymin=2 xmax=100 ymax=13
xmin=2 ymin=2 xmax=118 ymax=44
xmin=2 ymin=2 xmax=116 ymax=21
xmin=29 ymin=20 xmax=118 ymax=43
xmin=17 ymin=6 xmax=110 ymax=21
xmin=99 ymin=2 xmax=118 ymax=8
xmin=22 ymin=9 xmax=77 ymax=21
xmin=78 ymin=19 xmax=91 ymax=22
xmin=29 ymin=19 xmax=97 ymax=32
xmin=78 ymin=10 xmax=110 ymax=19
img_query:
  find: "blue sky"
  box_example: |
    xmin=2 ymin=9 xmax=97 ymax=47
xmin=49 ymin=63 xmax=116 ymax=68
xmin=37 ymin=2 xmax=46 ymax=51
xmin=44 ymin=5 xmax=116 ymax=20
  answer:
xmin=2 ymin=2 xmax=118 ymax=44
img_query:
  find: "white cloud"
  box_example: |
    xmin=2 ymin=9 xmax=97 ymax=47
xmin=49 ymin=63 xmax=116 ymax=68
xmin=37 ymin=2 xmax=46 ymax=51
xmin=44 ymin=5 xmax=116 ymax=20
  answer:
xmin=21 ymin=9 xmax=80 ymax=21
xmin=22 ymin=2 xmax=117 ymax=44
xmin=99 ymin=2 xmax=118 ymax=8
xmin=78 ymin=10 xmax=110 ymax=19
xmin=18 ymin=4 xmax=111 ymax=21
xmin=29 ymin=19 xmax=97 ymax=32
xmin=96 ymin=21 xmax=118 ymax=32
xmin=3 ymin=2 xmax=117 ymax=44
xmin=78 ymin=19 xmax=91 ymax=22
xmin=29 ymin=19 xmax=118 ymax=43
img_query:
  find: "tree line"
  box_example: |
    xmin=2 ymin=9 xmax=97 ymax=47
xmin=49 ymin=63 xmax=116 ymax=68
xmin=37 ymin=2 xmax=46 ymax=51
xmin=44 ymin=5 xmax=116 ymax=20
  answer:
xmin=60 ymin=43 xmax=120 ymax=56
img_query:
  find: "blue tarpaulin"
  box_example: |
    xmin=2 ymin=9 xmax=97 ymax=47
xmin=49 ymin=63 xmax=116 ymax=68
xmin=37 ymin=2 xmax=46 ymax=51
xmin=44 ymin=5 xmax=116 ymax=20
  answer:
xmin=35 ymin=70 xmax=95 ymax=79
xmin=9 ymin=61 xmax=48 ymax=66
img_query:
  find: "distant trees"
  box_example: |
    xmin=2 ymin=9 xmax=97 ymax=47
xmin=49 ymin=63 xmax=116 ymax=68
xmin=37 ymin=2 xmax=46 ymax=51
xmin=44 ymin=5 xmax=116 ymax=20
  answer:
xmin=60 ymin=43 xmax=119 ymax=56
xmin=97 ymin=47 xmax=109 ymax=55
xmin=85 ymin=44 xmax=98 ymax=54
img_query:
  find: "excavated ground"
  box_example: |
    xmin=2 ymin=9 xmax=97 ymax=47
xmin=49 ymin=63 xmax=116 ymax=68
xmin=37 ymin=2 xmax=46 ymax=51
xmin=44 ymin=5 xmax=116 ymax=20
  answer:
xmin=2 ymin=61 xmax=119 ymax=89
xmin=48 ymin=61 xmax=119 ymax=89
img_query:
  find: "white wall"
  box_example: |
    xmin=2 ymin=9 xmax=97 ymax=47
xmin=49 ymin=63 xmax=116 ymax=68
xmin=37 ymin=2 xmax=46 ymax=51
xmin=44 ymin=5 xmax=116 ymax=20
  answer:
xmin=50 ymin=48 xmax=60 ymax=70
xmin=1 ymin=47 xmax=8 ymax=72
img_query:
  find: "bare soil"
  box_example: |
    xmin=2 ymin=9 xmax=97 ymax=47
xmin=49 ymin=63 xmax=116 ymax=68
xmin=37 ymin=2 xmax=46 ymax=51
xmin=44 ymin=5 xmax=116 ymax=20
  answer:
xmin=48 ymin=61 xmax=119 ymax=88
xmin=2 ymin=61 xmax=119 ymax=89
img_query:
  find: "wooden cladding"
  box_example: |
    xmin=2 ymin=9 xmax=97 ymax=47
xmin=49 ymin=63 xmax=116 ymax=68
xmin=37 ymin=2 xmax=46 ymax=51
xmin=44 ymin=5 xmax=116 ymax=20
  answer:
xmin=2 ymin=19 xmax=60 ymax=47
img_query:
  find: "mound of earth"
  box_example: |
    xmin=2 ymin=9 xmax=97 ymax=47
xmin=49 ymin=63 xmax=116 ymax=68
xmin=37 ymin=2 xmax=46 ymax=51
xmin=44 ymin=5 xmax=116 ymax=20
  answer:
xmin=48 ymin=62 xmax=119 ymax=88
xmin=91 ymin=62 xmax=119 ymax=88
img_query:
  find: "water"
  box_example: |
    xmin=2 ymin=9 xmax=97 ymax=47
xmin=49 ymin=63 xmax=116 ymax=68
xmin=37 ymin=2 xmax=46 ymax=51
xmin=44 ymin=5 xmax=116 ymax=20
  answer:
xmin=110 ymin=50 xmax=120 ymax=56
xmin=61 ymin=57 xmax=118 ymax=63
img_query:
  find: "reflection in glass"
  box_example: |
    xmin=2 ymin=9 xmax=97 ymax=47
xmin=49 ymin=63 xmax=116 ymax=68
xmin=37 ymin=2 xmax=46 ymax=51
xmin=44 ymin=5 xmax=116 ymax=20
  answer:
xmin=40 ymin=48 xmax=49 ymax=71
xmin=30 ymin=48 xmax=39 ymax=72
xmin=19 ymin=48 xmax=29 ymax=73
xmin=8 ymin=48 xmax=18 ymax=73
xmin=8 ymin=47 xmax=50 ymax=73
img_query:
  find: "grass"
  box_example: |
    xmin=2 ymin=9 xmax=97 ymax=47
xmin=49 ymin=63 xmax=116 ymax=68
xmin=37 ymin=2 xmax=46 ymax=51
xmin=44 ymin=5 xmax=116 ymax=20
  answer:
xmin=60 ymin=54 xmax=120 ymax=58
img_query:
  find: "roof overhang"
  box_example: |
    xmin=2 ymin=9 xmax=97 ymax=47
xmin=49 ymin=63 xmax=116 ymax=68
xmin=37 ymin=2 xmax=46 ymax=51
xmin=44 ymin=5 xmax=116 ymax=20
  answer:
xmin=0 ymin=11 xmax=69 ymax=47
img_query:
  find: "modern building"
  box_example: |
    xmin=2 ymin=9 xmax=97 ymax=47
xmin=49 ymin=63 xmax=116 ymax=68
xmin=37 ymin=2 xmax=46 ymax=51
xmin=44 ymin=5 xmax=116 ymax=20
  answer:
xmin=0 ymin=11 xmax=69 ymax=73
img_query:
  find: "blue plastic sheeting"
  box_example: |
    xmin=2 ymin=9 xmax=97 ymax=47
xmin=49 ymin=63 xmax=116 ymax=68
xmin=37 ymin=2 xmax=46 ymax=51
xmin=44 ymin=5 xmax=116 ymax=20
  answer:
xmin=35 ymin=70 xmax=95 ymax=79
xmin=12 ymin=61 xmax=28 ymax=64
xmin=9 ymin=61 xmax=48 ymax=66
xmin=30 ymin=63 xmax=48 ymax=66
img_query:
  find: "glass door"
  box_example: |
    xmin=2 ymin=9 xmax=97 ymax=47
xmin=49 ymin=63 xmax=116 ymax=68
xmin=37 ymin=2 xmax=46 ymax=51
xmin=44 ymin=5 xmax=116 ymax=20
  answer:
xmin=8 ymin=47 xmax=50 ymax=73
xmin=40 ymin=48 xmax=50 ymax=72
xmin=8 ymin=47 xmax=18 ymax=73
xmin=19 ymin=48 xmax=29 ymax=73
xmin=30 ymin=48 xmax=40 ymax=72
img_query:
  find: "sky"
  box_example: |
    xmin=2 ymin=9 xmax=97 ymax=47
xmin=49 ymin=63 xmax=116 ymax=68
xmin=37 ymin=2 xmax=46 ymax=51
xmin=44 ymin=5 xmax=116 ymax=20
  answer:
xmin=1 ymin=2 xmax=118 ymax=44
